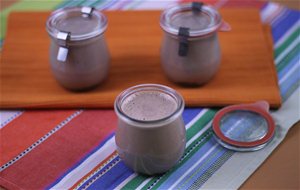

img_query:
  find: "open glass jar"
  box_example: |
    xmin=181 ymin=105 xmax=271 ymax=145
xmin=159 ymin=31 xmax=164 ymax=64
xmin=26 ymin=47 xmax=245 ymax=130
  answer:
xmin=114 ymin=84 xmax=186 ymax=175
xmin=46 ymin=7 xmax=110 ymax=91
xmin=160 ymin=2 xmax=227 ymax=86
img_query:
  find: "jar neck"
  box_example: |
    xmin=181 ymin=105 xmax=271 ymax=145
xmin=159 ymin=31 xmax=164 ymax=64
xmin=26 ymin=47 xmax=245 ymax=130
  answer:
xmin=50 ymin=33 xmax=105 ymax=46
xmin=164 ymin=31 xmax=218 ymax=41
xmin=114 ymin=84 xmax=185 ymax=128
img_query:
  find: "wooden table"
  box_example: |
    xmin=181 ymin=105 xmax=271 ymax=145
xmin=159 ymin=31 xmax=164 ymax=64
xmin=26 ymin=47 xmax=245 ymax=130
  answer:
xmin=241 ymin=122 xmax=300 ymax=189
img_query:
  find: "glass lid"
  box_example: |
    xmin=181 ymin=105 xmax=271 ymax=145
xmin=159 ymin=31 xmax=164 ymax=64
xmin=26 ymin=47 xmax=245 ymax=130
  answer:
xmin=160 ymin=2 xmax=222 ymax=37
xmin=219 ymin=111 xmax=269 ymax=143
xmin=212 ymin=101 xmax=276 ymax=151
xmin=46 ymin=7 xmax=107 ymax=41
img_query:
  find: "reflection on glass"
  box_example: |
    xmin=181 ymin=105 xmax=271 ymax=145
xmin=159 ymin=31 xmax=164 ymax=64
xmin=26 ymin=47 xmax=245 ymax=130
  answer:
xmin=220 ymin=111 xmax=268 ymax=142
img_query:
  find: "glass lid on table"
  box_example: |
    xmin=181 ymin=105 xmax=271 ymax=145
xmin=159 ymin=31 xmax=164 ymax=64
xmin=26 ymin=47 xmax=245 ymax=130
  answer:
xmin=212 ymin=101 xmax=276 ymax=151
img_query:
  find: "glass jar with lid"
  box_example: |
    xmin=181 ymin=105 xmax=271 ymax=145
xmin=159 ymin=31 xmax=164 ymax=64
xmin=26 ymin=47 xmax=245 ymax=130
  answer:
xmin=160 ymin=2 xmax=229 ymax=86
xmin=46 ymin=7 xmax=110 ymax=91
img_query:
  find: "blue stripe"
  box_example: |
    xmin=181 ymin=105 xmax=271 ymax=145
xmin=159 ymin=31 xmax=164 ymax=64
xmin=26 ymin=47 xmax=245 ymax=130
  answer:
xmin=77 ymin=107 xmax=202 ymax=189
xmin=47 ymin=133 xmax=115 ymax=189
xmin=56 ymin=0 xmax=80 ymax=9
xmin=284 ymin=80 xmax=300 ymax=101
xmin=272 ymin=10 xmax=300 ymax=42
xmin=75 ymin=108 xmax=202 ymax=189
xmin=159 ymin=137 xmax=218 ymax=189
xmin=283 ymin=81 xmax=300 ymax=101
xmin=272 ymin=9 xmax=289 ymax=28
xmin=175 ymin=145 xmax=226 ymax=189
xmin=77 ymin=156 xmax=123 ymax=189
xmin=280 ymin=64 xmax=300 ymax=95
xmin=86 ymin=161 xmax=133 ymax=190
xmin=55 ymin=0 xmax=71 ymax=9
xmin=183 ymin=108 xmax=203 ymax=125
xmin=278 ymin=54 xmax=300 ymax=79
xmin=48 ymin=108 xmax=201 ymax=189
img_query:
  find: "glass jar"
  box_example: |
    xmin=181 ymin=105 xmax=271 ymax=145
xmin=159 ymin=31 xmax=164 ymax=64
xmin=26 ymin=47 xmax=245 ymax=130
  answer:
xmin=46 ymin=7 xmax=109 ymax=91
xmin=114 ymin=84 xmax=185 ymax=175
xmin=160 ymin=2 xmax=225 ymax=86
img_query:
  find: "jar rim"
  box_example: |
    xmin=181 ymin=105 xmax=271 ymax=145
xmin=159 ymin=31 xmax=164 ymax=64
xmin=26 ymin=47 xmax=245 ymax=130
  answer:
xmin=114 ymin=84 xmax=185 ymax=127
xmin=160 ymin=3 xmax=222 ymax=37
xmin=46 ymin=7 xmax=107 ymax=41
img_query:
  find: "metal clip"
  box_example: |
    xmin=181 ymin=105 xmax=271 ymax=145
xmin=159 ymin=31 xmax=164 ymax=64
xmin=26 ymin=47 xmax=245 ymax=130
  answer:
xmin=192 ymin=2 xmax=203 ymax=13
xmin=56 ymin=31 xmax=70 ymax=62
xmin=81 ymin=7 xmax=94 ymax=18
xmin=178 ymin=27 xmax=190 ymax=57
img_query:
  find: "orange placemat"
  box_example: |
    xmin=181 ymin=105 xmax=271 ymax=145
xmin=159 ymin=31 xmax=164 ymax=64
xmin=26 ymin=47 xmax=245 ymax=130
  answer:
xmin=0 ymin=9 xmax=281 ymax=109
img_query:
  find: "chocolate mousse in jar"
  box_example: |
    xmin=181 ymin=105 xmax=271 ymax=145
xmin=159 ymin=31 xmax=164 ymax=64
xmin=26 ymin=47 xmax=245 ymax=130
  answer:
xmin=114 ymin=84 xmax=186 ymax=175
xmin=46 ymin=7 xmax=109 ymax=91
xmin=160 ymin=2 xmax=227 ymax=86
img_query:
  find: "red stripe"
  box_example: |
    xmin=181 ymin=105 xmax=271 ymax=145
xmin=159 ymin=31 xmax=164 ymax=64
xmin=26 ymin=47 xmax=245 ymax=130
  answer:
xmin=0 ymin=110 xmax=76 ymax=165
xmin=0 ymin=110 xmax=117 ymax=189
xmin=70 ymin=151 xmax=118 ymax=189
xmin=0 ymin=177 xmax=22 ymax=190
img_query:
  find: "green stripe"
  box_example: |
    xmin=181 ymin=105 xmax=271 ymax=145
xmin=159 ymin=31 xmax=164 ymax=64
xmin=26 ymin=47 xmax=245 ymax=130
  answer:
xmin=121 ymin=175 xmax=148 ymax=190
xmin=56 ymin=0 xmax=85 ymax=9
xmin=55 ymin=0 xmax=72 ymax=9
xmin=186 ymin=110 xmax=216 ymax=141
xmin=275 ymin=27 xmax=300 ymax=58
xmin=276 ymin=44 xmax=300 ymax=72
xmin=0 ymin=0 xmax=63 ymax=39
xmin=89 ymin=0 xmax=105 ymax=7
xmin=121 ymin=110 xmax=216 ymax=189
xmin=73 ymin=0 xmax=88 ymax=6
xmin=145 ymin=131 xmax=214 ymax=190
xmin=125 ymin=0 xmax=144 ymax=10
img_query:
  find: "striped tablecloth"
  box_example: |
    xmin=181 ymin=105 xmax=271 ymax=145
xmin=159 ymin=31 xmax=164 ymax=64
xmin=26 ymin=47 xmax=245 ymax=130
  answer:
xmin=1 ymin=0 xmax=299 ymax=189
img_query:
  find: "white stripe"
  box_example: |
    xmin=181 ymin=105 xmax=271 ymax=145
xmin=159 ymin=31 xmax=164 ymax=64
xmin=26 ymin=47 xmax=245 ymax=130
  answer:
xmin=168 ymin=144 xmax=219 ymax=190
xmin=133 ymin=0 xmax=178 ymax=10
xmin=114 ymin=173 xmax=138 ymax=190
xmin=112 ymin=108 xmax=209 ymax=189
xmin=279 ymin=60 xmax=300 ymax=84
xmin=267 ymin=4 xmax=283 ymax=24
xmin=51 ymin=136 xmax=116 ymax=190
xmin=186 ymin=120 xmax=212 ymax=147
xmin=76 ymin=155 xmax=120 ymax=190
xmin=185 ymin=109 xmax=208 ymax=130
xmin=275 ymin=20 xmax=300 ymax=48
xmin=105 ymin=1 xmax=127 ymax=10
xmin=82 ymin=158 xmax=122 ymax=190
xmin=122 ymin=0 xmax=143 ymax=10
xmin=136 ymin=177 xmax=153 ymax=190
xmin=0 ymin=111 xmax=24 ymax=129
xmin=260 ymin=3 xmax=280 ymax=23
xmin=260 ymin=3 xmax=275 ymax=22
xmin=275 ymin=37 xmax=300 ymax=65
xmin=99 ymin=109 xmax=208 ymax=189
xmin=0 ymin=110 xmax=82 ymax=172
xmin=270 ymin=8 xmax=287 ymax=26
